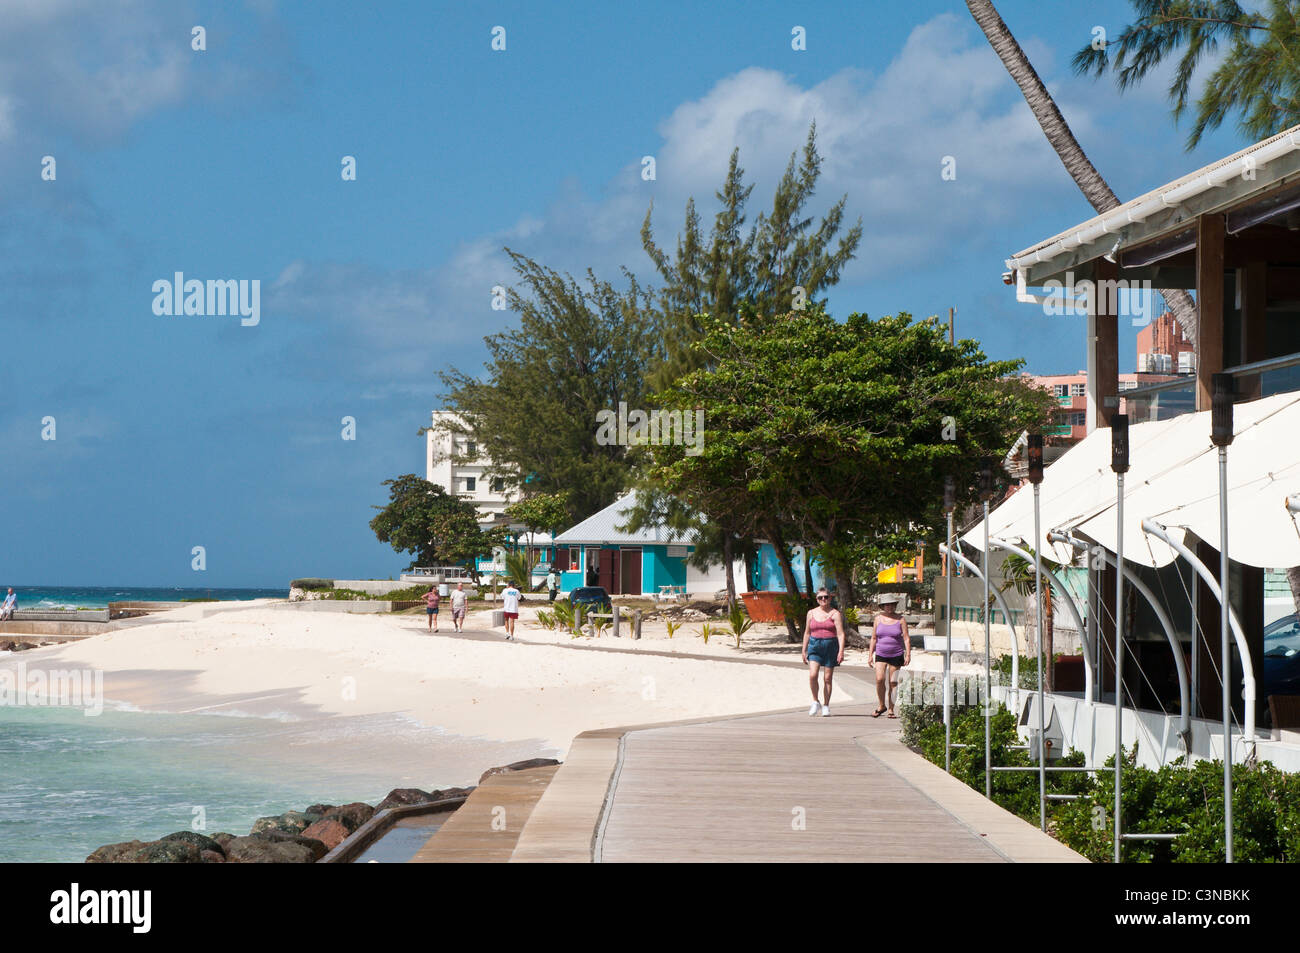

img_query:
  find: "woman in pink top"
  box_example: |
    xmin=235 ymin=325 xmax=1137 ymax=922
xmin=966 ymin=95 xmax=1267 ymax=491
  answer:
xmin=868 ymin=597 xmax=910 ymax=717
xmin=801 ymin=587 xmax=845 ymax=717
xmin=424 ymin=586 xmax=441 ymax=633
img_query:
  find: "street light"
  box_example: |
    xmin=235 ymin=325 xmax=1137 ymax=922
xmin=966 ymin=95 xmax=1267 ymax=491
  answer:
xmin=1211 ymin=373 xmax=1235 ymax=863
xmin=943 ymin=475 xmax=957 ymax=773
xmin=1027 ymin=433 xmax=1046 ymax=832
xmin=1111 ymin=414 xmax=1129 ymax=863
xmin=978 ymin=458 xmax=996 ymax=799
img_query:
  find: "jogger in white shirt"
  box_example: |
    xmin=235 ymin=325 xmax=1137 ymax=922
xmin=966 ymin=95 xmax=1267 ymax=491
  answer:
xmin=501 ymin=581 xmax=521 ymax=640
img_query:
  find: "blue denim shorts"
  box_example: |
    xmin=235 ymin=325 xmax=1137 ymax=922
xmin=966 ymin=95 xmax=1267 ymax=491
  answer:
xmin=807 ymin=636 xmax=839 ymax=668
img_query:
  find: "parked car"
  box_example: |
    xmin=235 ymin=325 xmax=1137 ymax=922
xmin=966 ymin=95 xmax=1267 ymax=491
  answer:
xmin=1263 ymin=611 xmax=1300 ymax=697
xmin=567 ymin=586 xmax=612 ymax=615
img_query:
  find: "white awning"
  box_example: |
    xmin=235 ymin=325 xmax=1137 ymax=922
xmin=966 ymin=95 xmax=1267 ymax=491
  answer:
xmin=961 ymin=392 xmax=1300 ymax=568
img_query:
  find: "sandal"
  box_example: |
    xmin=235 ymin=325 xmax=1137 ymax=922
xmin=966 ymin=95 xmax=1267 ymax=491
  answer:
xmin=887 ymin=710 xmax=898 ymax=719
xmin=872 ymin=707 xmax=886 ymax=718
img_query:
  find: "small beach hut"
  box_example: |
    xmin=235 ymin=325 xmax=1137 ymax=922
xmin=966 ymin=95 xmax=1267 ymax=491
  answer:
xmin=551 ymin=492 xmax=745 ymax=597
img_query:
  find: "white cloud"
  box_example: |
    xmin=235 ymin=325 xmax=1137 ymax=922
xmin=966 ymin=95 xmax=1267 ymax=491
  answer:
xmin=265 ymin=13 xmax=1161 ymax=384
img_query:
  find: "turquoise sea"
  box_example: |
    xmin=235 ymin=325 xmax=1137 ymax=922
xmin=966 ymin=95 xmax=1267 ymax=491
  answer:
xmin=0 ymin=705 xmax=441 ymax=863
xmin=4 ymin=585 xmax=285 ymax=611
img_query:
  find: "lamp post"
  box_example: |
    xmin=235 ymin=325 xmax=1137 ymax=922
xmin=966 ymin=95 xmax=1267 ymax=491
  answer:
xmin=1111 ymin=414 xmax=1129 ymax=864
xmin=943 ymin=475 xmax=956 ymax=773
xmin=978 ymin=459 xmax=996 ymax=800
xmin=1027 ymin=434 xmax=1046 ymax=832
xmin=1211 ymin=373 xmax=1235 ymax=863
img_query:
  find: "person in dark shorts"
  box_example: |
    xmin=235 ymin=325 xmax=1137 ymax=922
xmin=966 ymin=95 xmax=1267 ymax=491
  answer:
xmin=801 ymin=587 xmax=845 ymax=717
xmin=424 ymin=586 xmax=441 ymax=633
xmin=869 ymin=597 xmax=910 ymax=717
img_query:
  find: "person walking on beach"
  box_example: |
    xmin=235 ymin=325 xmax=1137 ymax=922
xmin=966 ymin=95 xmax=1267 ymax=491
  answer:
xmin=547 ymin=569 xmax=559 ymax=602
xmin=0 ymin=588 xmax=14 ymax=620
xmin=450 ymin=582 xmax=468 ymax=632
xmin=501 ymin=579 xmax=522 ymax=641
xmin=868 ymin=597 xmax=910 ymax=718
xmin=423 ymin=586 xmax=441 ymax=633
xmin=801 ymin=587 xmax=845 ymax=717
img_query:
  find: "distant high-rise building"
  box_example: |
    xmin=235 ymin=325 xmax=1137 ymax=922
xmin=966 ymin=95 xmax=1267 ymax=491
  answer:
xmin=1137 ymin=311 xmax=1195 ymax=376
xmin=426 ymin=411 xmax=515 ymax=523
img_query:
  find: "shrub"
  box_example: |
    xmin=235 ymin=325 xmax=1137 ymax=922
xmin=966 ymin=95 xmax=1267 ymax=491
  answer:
xmin=291 ymin=578 xmax=333 ymax=591
xmin=727 ymin=603 xmax=752 ymax=648
xmin=916 ymin=702 xmax=1300 ymax=862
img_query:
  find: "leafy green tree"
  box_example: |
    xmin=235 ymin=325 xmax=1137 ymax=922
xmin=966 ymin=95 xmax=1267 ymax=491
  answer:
xmin=505 ymin=491 xmax=571 ymax=552
xmin=439 ymin=251 xmax=663 ymax=525
xmin=369 ymin=474 xmax=504 ymax=573
xmin=646 ymin=307 xmax=1052 ymax=640
xmin=641 ymin=124 xmax=863 ymax=390
xmin=1073 ymin=1 xmax=1300 ymax=150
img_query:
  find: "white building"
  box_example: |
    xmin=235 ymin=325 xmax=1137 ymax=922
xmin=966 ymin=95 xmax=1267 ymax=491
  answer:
xmin=426 ymin=411 xmax=514 ymax=523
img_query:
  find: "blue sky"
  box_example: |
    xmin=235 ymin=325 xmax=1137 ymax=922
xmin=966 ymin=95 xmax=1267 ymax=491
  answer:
xmin=0 ymin=0 xmax=1250 ymax=587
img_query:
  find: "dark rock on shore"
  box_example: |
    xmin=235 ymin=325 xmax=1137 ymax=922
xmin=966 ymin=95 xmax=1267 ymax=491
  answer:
xmin=222 ymin=834 xmax=320 ymax=864
xmin=84 ymin=757 xmax=558 ymax=862
xmin=251 ymin=810 xmax=319 ymax=835
xmin=373 ymin=788 xmax=431 ymax=811
xmin=321 ymin=801 xmax=374 ymax=832
xmin=300 ymin=818 xmax=350 ymax=851
xmin=86 ymin=840 xmax=151 ymax=863
xmin=249 ymin=829 xmax=329 ymax=861
xmin=160 ymin=831 xmax=225 ymax=856
xmin=86 ymin=835 xmax=211 ymax=864
xmin=374 ymin=785 xmax=475 ymax=811
xmin=479 ymin=758 xmax=561 ymax=783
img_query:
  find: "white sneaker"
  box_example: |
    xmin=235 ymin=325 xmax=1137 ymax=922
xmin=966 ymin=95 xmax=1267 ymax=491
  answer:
xmin=808 ymin=701 xmax=821 ymax=716
xmin=821 ymin=705 xmax=831 ymax=717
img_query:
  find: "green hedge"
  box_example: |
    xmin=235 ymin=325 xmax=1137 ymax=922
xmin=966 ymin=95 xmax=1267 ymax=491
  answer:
xmin=909 ymin=702 xmax=1300 ymax=862
xmin=291 ymin=578 xmax=333 ymax=590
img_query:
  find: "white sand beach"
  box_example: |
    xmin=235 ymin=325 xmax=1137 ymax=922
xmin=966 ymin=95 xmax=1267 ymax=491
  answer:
xmin=0 ymin=601 xmax=827 ymax=785
xmin=1 ymin=599 xmax=980 ymax=797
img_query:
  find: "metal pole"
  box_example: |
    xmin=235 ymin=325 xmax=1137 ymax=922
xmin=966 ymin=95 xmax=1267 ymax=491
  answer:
xmin=1110 ymin=415 xmax=1129 ymax=865
xmin=984 ymin=499 xmax=992 ymax=801
xmin=1212 ymin=373 xmax=1235 ymax=864
xmin=1027 ymin=434 xmax=1046 ymax=833
xmin=1034 ymin=483 xmax=1046 ymax=831
xmin=944 ymin=476 xmax=955 ymax=774
xmin=945 ymin=509 xmax=954 ymax=773
xmin=1113 ymin=471 xmax=1125 ymax=864
xmin=1219 ymin=445 xmax=1233 ymax=863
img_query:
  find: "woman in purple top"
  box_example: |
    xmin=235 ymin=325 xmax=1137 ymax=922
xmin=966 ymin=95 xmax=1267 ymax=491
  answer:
xmin=801 ymin=587 xmax=845 ymax=717
xmin=868 ymin=596 xmax=910 ymax=718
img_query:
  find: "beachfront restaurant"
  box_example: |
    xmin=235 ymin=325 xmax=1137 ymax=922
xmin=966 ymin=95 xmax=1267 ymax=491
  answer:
xmin=551 ymin=492 xmax=744 ymax=598
xmin=980 ymin=124 xmax=1300 ymax=771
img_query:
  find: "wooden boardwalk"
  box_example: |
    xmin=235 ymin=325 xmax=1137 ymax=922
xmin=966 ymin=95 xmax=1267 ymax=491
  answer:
xmin=512 ymin=701 xmax=1086 ymax=863
xmin=410 ymin=765 xmax=559 ymax=862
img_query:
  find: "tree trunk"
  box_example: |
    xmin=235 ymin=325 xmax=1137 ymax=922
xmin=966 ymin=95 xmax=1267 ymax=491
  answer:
xmin=722 ymin=533 xmax=736 ymax=613
xmin=1288 ymin=566 xmax=1300 ymax=616
xmin=838 ymin=568 xmax=857 ymax=609
xmin=965 ymin=0 xmax=1198 ymax=343
xmin=766 ymin=521 xmax=804 ymax=643
xmin=802 ymin=545 xmax=815 ymax=596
